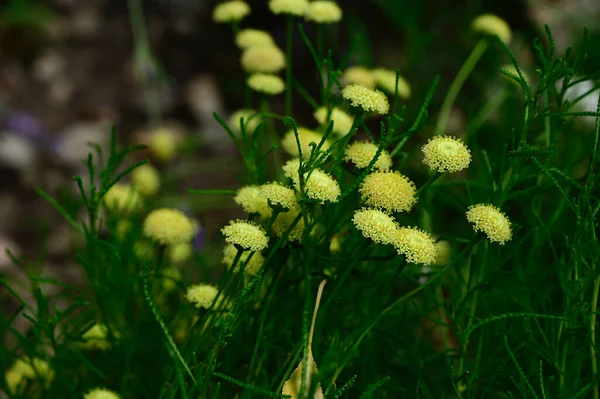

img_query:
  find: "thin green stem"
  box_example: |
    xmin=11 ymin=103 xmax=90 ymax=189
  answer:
xmin=261 ymin=98 xmax=282 ymax=179
xmin=414 ymin=172 xmax=444 ymax=197
xmin=285 ymin=16 xmax=294 ymax=117
xmin=591 ymin=276 xmax=600 ymax=399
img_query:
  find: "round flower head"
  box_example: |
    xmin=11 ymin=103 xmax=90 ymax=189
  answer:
xmin=222 ymin=244 xmax=264 ymax=276
xmin=260 ymin=182 xmax=298 ymax=210
xmin=186 ymin=284 xmax=219 ymax=309
xmin=342 ymin=84 xmax=389 ymax=115
xmin=344 ymin=141 xmax=392 ymax=171
xmin=282 ymin=158 xmax=302 ymax=182
xmin=236 ymin=29 xmax=274 ymax=49
xmin=359 ymin=171 xmax=417 ymax=212
xmin=235 ymin=185 xmax=272 ymax=217
xmin=466 ymin=204 xmax=512 ymax=245
xmin=222 ymin=220 xmax=269 ymax=251
xmin=80 ymin=323 xmax=118 ymax=351
xmin=352 ymin=208 xmax=399 ymax=245
xmin=272 ymin=207 xmax=305 ymax=242
xmin=304 ymin=1 xmax=342 ymax=23
xmin=313 ymin=106 xmax=354 ymax=136
xmin=5 ymin=357 xmax=54 ymax=394
xmin=84 ymin=388 xmax=121 ymax=399
xmin=302 ymin=169 xmax=341 ymax=204
xmin=392 ymin=227 xmax=437 ymax=265
xmin=269 ymin=0 xmax=309 ymax=15
xmin=103 ymin=183 xmax=143 ymax=214
xmin=143 ymin=208 xmax=195 ymax=246
xmin=434 ymin=240 xmax=451 ymax=265
xmin=471 ymin=14 xmax=512 ymax=44
xmin=169 ymin=241 xmax=193 ymax=264
xmin=131 ymin=163 xmax=160 ymax=196
xmin=247 ymin=73 xmax=285 ymax=95
xmin=421 ymin=135 xmax=471 ymax=173
xmin=149 ymin=128 xmax=178 ymax=162
xmin=241 ymin=45 xmax=286 ymax=73
xmin=372 ymin=68 xmax=411 ymax=99
xmin=229 ymin=109 xmax=261 ymax=134
xmin=281 ymin=127 xmax=330 ymax=159
xmin=213 ymin=0 xmax=251 ymax=23
xmin=341 ymin=66 xmax=376 ymax=88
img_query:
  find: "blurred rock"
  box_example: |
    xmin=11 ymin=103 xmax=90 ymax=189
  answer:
xmin=54 ymin=120 xmax=112 ymax=166
xmin=32 ymin=50 xmax=66 ymax=83
xmin=0 ymin=132 xmax=38 ymax=171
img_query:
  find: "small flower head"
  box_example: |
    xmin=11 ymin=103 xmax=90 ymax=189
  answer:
xmin=229 ymin=109 xmax=262 ymax=134
xmin=221 ymin=220 xmax=269 ymax=251
xmin=372 ymin=68 xmax=411 ymax=98
xmin=302 ymin=169 xmax=341 ymax=203
xmin=359 ymin=171 xmax=417 ymax=212
xmin=80 ymin=323 xmax=118 ymax=351
xmin=103 ymin=183 xmax=143 ymax=214
xmin=234 ymin=185 xmax=272 ymax=217
xmin=84 ymin=388 xmax=121 ymax=399
xmin=241 ymin=45 xmax=286 ymax=73
xmin=421 ymin=135 xmax=472 ymax=173
xmin=304 ymin=1 xmax=342 ymax=23
xmin=472 ymin=14 xmax=512 ymax=44
xmin=213 ymin=0 xmax=251 ymax=23
xmin=281 ymin=127 xmax=330 ymax=159
xmin=393 ymin=227 xmax=437 ymax=265
xmin=344 ymin=141 xmax=393 ymax=171
xmin=143 ymin=208 xmax=195 ymax=246
xmin=169 ymin=241 xmax=193 ymax=264
xmin=341 ymin=66 xmax=376 ymax=88
xmin=149 ymin=128 xmax=178 ymax=162
xmin=329 ymin=234 xmax=341 ymax=254
xmin=260 ymin=182 xmax=298 ymax=210
xmin=159 ymin=267 xmax=182 ymax=292
xmin=5 ymin=357 xmax=54 ymax=394
xmin=222 ymin=244 xmax=264 ymax=276
xmin=282 ymin=158 xmax=302 ymax=182
xmin=186 ymin=284 xmax=219 ymax=309
xmin=269 ymin=0 xmax=309 ymax=15
xmin=272 ymin=207 xmax=305 ymax=242
xmin=236 ymin=29 xmax=275 ymax=49
xmin=247 ymin=73 xmax=285 ymax=95
xmin=434 ymin=240 xmax=451 ymax=265
xmin=313 ymin=106 xmax=354 ymax=136
xmin=131 ymin=163 xmax=160 ymax=196
xmin=352 ymin=208 xmax=399 ymax=245
xmin=466 ymin=204 xmax=512 ymax=245
xmin=342 ymin=84 xmax=389 ymax=115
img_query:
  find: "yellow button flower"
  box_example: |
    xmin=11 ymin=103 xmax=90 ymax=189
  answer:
xmin=222 ymin=243 xmax=264 ymax=276
xmin=472 ymin=14 xmax=512 ymax=44
xmin=185 ymin=284 xmax=219 ymax=309
xmin=304 ymin=1 xmax=342 ymax=23
xmin=466 ymin=204 xmax=512 ymax=245
xmin=131 ymin=163 xmax=160 ymax=196
xmin=392 ymin=227 xmax=437 ymax=265
xmin=344 ymin=141 xmax=392 ymax=171
xmin=269 ymin=0 xmax=309 ymax=15
xmin=421 ymin=135 xmax=472 ymax=173
xmin=241 ymin=45 xmax=286 ymax=73
xmin=301 ymin=169 xmax=341 ymax=204
xmin=148 ymin=127 xmax=178 ymax=163
xmin=103 ymin=183 xmax=143 ymax=214
xmin=272 ymin=207 xmax=305 ymax=242
xmin=313 ymin=106 xmax=354 ymax=136
xmin=84 ymin=388 xmax=121 ymax=399
xmin=247 ymin=73 xmax=285 ymax=95
xmin=260 ymin=181 xmax=298 ymax=210
xmin=236 ymin=29 xmax=275 ymax=49
xmin=229 ymin=109 xmax=261 ymax=134
xmin=341 ymin=66 xmax=376 ymax=88
xmin=352 ymin=208 xmax=399 ymax=245
xmin=234 ymin=185 xmax=272 ymax=217
xmin=213 ymin=0 xmax=251 ymax=23
xmin=342 ymin=84 xmax=389 ymax=115
xmin=79 ymin=323 xmax=118 ymax=351
xmin=359 ymin=171 xmax=417 ymax=212
xmin=143 ymin=208 xmax=195 ymax=246
xmin=372 ymin=68 xmax=411 ymax=99
xmin=281 ymin=127 xmax=331 ymax=159
xmin=222 ymin=220 xmax=269 ymax=251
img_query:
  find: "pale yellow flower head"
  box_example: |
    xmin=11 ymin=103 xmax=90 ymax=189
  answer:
xmin=260 ymin=182 xmax=298 ymax=210
xmin=341 ymin=66 xmax=376 ymax=88
xmin=213 ymin=0 xmax=251 ymax=23
xmin=247 ymin=73 xmax=285 ymax=95
xmin=282 ymin=158 xmax=302 ymax=182
xmin=229 ymin=109 xmax=262 ymax=134
xmin=272 ymin=207 xmax=305 ymax=242
xmin=222 ymin=220 xmax=269 ymax=251
xmin=434 ymin=240 xmax=451 ymax=265
xmin=313 ymin=107 xmax=354 ymax=136
xmin=372 ymin=68 xmax=411 ymax=99
xmin=352 ymin=208 xmax=399 ymax=245
xmin=241 ymin=45 xmax=286 ymax=73
xmin=169 ymin=241 xmax=193 ymax=264
xmin=80 ymin=323 xmax=118 ymax=351
xmin=329 ymin=234 xmax=341 ymax=254
xmin=466 ymin=204 xmax=512 ymax=245
xmin=234 ymin=185 xmax=272 ymax=217
xmin=143 ymin=208 xmax=195 ymax=246
xmin=103 ymin=183 xmax=143 ymax=214
xmin=185 ymin=284 xmax=219 ymax=309
xmin=222 ymin=244 xmax=264 ymax=276
xmin=281 ymin=127 xmax=331 ymax=159
xmin=344 ymin=141 xmax=392 ymax=171
xmin=359 ymin=171 xmax=417 ymax=212
xmin=159 ymin=267 xmax=182 ymax=292
xmin=236 ymin=29 xmax=274 ymax=49
xmin=301 ymin=169 xmax=341 ymax=204
xmin=304 ymin=1 xmax=342 ymax=23
xmin=342 ymin=84 xmax=389 ymax=115
xmin=131 ymin=163 xmax=160 ymax=197
xmin=472 ymin=14 xmax=512 ymax=44
xmin=5 ymin=357 xmax=54 ymax=394
xmin=269 ymin=0 xmax=309 ymax=15
xmin=421 ymin=135 xmax=471 ymax=173
xmin=84 ymin=388 xmax=121 ymax=399
xmin=149 ymin=128 xmax=178 ymax=162
xmin=393 ymin=227 xmax=437 ymax=265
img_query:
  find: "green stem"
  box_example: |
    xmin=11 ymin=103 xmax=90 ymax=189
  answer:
xmin=591 ymin=276 xmax=600 ymax=399
xmin=285 ymin=16 xmax=294 ymax=117
xmin=414 ymin=172 xmax=444 ymax=197
xmin=435 ymin=39 xmax=489 ymax=136
xmin=469 ymin=87 xmax=510 ymax=140
xmin=261 ymin=98 xmax=282 ymax=179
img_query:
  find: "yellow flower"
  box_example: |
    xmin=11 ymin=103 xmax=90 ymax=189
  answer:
xmin=222 ymin=244 xmax=264 ymax=276
xmin=131 ymin=163 xmax=160 ymax=196
xmin=234 ymin=185 xmax=272 ymax=217
xmin=329 ymin=234 xmax=341 ymax=254
xmin=304 ymin=1 xmax=342 ymax=23
xmin=471 ymin=14 xmax=511 ymax=44
xmin=421 ymin=135 xmax=472 ymax=173
xmin=281 ymin=127 xmax=331 ymax=159
xmin=247 ymin=73 xmax=285 ymax=95
xmin=313 ymin=107 xmax=354 ymax=136
xmin=80 ymin=323 xmax=118 ymax=351
xmin=103 ymin=183 xmax=143 ymax=214
xmin=341 ymin=66 xmax=376 ymax=88
xmin=302 ymin=169 xmax=341 ymax=203
xmin=158 ymin=267 xmax=182 ymax=292
xmin=344 ymin=141 xmax=392 ymax=171
xmin=143 ymin=208 xmax=195 ymax=246
xmin=342 ymin=84 xmax=389 ymax=115
xmin=372 ymin=68 xmax=411 ymax=98
xmin=282 ymin=158 xmax=302 ymax=182
xmin=84 ymin=388 xmax=121 ymax=399
xmin=466 ymin=204 xmax=512 ymax=245
xmin=241 ymin=45 xmax=286 ymax=73
xmin=229 ymin=109 xmax=261 ymax=134
xmin=434 ymin=240 xmax=451 ymax=265
xmin=169 ymin=241 xmax=193 ymax=264
xmin=260 ymin=182 xmax=298 ymax=210
xmin=272 ymin=207 xmax=305 ymax=242
xmin=392 ymin=227 xmax=437 ymax=265
xmin=185 ymin=284 xmax=219 ymax=309
xmin=149 ymin=128 xmax=178 ymax=162
xmin=269 ymin=0 xmax=309 ymax=15
xmin=213 ymin=0 xmax=251 ymax=23
xmin=359 ymin=171 xmax=417 ymax=212
xmin=5 ymin=357 xmax=54 ymax=394
xmin=352 ymin=208 xmax=399 ymax=245
xmin=222 ymin=220 xmax=269 ymax=251
xmin=236 ymin=29 xmax=274 ymax=49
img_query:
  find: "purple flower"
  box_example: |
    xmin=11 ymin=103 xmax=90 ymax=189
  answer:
xmin=4 ymin=111 xmax=49 ymax=145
